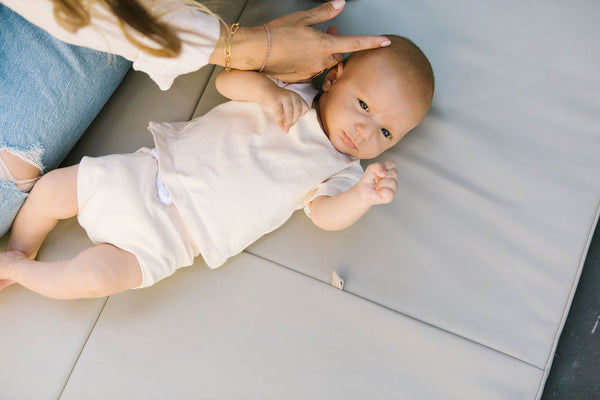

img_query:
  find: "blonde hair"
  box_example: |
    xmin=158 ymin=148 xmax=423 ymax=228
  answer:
xmin=50 ymin=0 xmax=223 ymax=58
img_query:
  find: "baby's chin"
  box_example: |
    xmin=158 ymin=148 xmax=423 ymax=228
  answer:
xmin=331 ymin=143 xmax=357 ymax=158
xmin=336 ymin=143 xmax=379 ymax=159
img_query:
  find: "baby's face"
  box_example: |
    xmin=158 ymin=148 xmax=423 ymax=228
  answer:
xmin=317 ymin=51 xmax=427 ymax=159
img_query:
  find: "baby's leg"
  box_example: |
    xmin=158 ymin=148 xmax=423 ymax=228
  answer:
xmin=0 ymin=244 xmax=142 ymax=299
xmin=0 ymin=165 xmax=80 ymax=291
xmin=8 ymin=165 xmax=79 ymax=258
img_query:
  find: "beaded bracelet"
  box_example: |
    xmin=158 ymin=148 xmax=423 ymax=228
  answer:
xmin=259 ymin=24 xmax=271 ymax=73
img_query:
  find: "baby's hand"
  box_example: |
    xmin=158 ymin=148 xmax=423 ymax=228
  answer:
xmin=357 ymin=161 xmax=399 ymax=205
xmin=262 ymin=86 xmax=309 ymax=133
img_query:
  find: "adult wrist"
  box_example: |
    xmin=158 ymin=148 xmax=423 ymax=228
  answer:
xmin=223 ymin=22 xmax=240 ymax=71
xmin=209 ymin=22 xmax=273 ymax=72
xmin=232 ymin=25 xmax=269 ymax=70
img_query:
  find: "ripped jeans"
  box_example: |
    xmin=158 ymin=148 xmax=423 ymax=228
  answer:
xmin=0 ymin=5 xmax=131 ymax=236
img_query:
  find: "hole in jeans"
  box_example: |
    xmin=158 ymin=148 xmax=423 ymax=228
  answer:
xmin=0 ymin=150 xmax=42 ymax=193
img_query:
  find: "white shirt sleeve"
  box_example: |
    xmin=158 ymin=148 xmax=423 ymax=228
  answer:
xmin=303 ymin=161 xmax=364 ymax=217
xmin=2 ymin=0 xmax=220 ymax=90
xmin=266 ymin=76 xmax=320 ymax=107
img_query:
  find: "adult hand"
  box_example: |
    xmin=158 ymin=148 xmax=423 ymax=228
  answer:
xmin=214 ymin=0 xmax=390 ymax=82
xmin=263 ymin=0 xmax=390 ymax=81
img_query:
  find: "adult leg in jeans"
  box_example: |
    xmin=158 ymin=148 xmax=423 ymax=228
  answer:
xmin=0 ymin=4 xmax=132 ymax=237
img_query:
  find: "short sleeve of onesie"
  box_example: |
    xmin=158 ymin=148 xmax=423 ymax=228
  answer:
xmin=302 ymin=162 xmax=364 ymax=217
xmin=265 ymin=75 xmax=319 ymax=107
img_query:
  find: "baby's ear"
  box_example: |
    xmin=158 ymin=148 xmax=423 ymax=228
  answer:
xmin=321 ymin=62 xmax=344 ymax=92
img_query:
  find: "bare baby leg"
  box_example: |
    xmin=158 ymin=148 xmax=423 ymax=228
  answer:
xmin=0 ymin=244 xmax=141 ymax=299
xmin=0 ymin=154 xmax=45 ymax=292
xmin=0 ymin=165 xmax=142 ymax=298
xmin=8 ymin=165 xmax=79 ymax=258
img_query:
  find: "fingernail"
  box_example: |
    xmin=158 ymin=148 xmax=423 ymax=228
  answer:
xmin=330 ymin=0 xmax=345 ymax=10
xmin=381 ymin=40 xmax=391 ymax=47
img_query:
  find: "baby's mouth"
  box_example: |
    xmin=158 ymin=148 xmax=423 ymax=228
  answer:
xmin=342 ymin=131 xmax=357 ymax=150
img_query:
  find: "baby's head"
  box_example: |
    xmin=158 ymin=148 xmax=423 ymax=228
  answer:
xmin=317 ymin=35 xmax=434 ymax=159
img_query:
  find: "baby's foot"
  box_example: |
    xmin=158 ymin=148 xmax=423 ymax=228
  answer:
xmin=0 ymin=250 xmax=27 ymax=291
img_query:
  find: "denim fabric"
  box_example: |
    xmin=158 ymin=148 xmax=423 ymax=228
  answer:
xmin=0 ymin=5 xmax=131 ymax=236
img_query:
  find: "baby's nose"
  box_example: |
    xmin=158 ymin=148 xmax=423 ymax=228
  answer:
xmin=355 ymin=122 xmax=374 ymax=140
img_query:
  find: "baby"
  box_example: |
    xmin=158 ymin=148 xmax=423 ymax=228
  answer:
xmin=0 ymin=35 xmax=434 ymax=299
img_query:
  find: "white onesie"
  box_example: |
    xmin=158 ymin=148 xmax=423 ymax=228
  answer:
xmin=78 ymin=80 xmax=363 ymax=287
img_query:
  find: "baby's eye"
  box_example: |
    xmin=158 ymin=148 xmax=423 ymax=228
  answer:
xmin=358 ymin=99 xmax=369 ymax=112
xmin=381 ymin=128 xmax=391 ymax=139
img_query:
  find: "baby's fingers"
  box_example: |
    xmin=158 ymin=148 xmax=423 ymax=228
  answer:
xmin=376 ymin=163 xmax=398 ymax=200
xmin=273 ymin=103 xmax=287 ymax=132
xmin=282 ymin=98 xmax=296 ymax=132
xmin=375 ymin=186 xmax=396 ymax=204
xmin=375 ymin=176 xmax=398 ymax=194
xmin=376 ymin=160 xmax=398 ymax=182
xmin=281 ymin=97 xmax=309 ymax=132
xmin=281 ymin=97 xmax=300 ymax=132
xmin=384 ymin=160 xmax=397 ymax=171
xmin=293 ymin=99 xmax=310 ymax=127
xmin=365 ymin=162 xmax=387 ymax=179
xmin=381 ymin=167 xmax=398 ymax=181
xmin=365 ymin=160 xmax=399 ymax=203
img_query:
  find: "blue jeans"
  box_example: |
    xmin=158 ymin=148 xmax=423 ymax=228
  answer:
xmin=0 ymin=5 xmax=131 ymax=237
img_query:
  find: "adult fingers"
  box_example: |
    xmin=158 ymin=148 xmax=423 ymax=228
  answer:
xmin=297 ymin=0 xmax=347 ymax=26
xmin=328 ymin=34 xmax=391 ymax=55
xmin=326 ymin=26 xmax=345 ymax=64
xmin=326 ymin=26 xmax=340 ymax=36
xmin=300 ymin=2 xmax=390 ymax=54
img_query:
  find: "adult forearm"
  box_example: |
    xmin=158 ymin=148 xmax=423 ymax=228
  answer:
xmin=4 ymin=0 xmax=220 ymax=90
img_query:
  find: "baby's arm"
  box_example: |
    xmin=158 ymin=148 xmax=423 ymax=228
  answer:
xmin=309 ymin=161 xmax=398 ymax=231
xmin=215 ymin=70 xmax=309 ymax=132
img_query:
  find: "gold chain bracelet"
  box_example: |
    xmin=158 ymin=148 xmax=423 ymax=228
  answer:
xmin=224 ymin=22 xmax=240 ymax=72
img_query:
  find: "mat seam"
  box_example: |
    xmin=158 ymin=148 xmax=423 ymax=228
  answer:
xmin=56 ymin=296 xmax=110 ymax=400
xmin=243 ymin=248 xmax=543 ymax=372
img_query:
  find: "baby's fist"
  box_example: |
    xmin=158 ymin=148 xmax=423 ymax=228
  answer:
xmin=358 ymin=161 xmax=398 ymax=205
xmin=264 ymin=87 xmax=309 ymax=133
